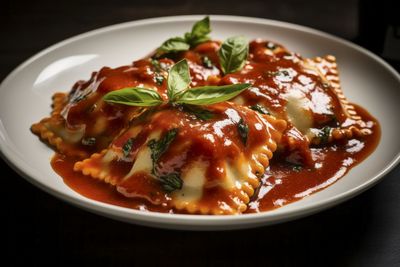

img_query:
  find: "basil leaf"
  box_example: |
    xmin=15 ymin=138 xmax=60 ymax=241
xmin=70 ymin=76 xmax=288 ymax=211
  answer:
xmin=157 ymin=37 xmax=190 ymax=53
xmin=103 ymin=87 xmax=163 ymax=107
xmin=202 ymin=56 xmax=214 ymax=69
xmin=167 ymin=59 xmax=191 ymax=100
xmin=81 ymin=137 xmax=96 ymax=146
xmin=122 ymin=138 xmax=134 ymax=158
xmin=185 ymin=16 xmax=211 ymax=46
xmin=182 ymin=104 xmax=214 ymax=120
xmin=148 ymin=129 xmax=182 ymax=193
xmin=318 ymin=126 xmax=332 ymax=144
xmin=175 ymin=83 xmax=251 ymax=105
xmin=148 ymin=128 xmax=179 ymax=174
xmin=250 ymin=104 xmax=270 ymax=115
xmin=292 ymin=165 xmax=302 ymax=172
xmin=237 ymin=118 xmax=249 ymax=145
xmin=218 ymin=36 xmax=249 ymax=74
xmin=158 ymin=172 xmax=183 ymax=192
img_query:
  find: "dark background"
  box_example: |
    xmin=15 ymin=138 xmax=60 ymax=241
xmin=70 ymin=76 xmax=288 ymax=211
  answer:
xmin=2 ymin=0 xmax=400 ymax=266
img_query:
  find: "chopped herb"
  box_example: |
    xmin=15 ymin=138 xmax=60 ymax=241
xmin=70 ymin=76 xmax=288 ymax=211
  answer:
xmin=318 ymin=126 xmax=332 ymax=144
xmin=148 ymin=128 xmax=179 ymax=174
xmin=266 ymin=42 xmax=277 ymax=50
xmin=202 ymin=56 xmax=213 ymax=68
xmin=279 ymin=70 xmax=290 ymax=76
xmin=81 ymin=137 xmax=96 ymax=146
xmin=147 ymin=128 xmax=182 ymax=192
xmin=122 ymin=138 xmax=134 ymax=158
xmin=292 ymin=165 xmax=302 ymax=172
xmin=158 ymin=172 xmax=183 ymax=192
xmin=237 ymin=118 xmax=249 ymax=145
xmin=182 ymin=104 xmax=214 ymax=120
xmin=250 ymin=104 xmax=270 ymax=115
xmin=154 ymin=75 xmax=164 ymax=85
xmin=151 ymin=59 xmax=166 ymax=85
xmin=151 ymin=58 xmax=162 ymax=72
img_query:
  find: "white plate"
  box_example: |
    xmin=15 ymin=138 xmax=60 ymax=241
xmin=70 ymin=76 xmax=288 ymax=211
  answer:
xmin=1 ymin=15 xmax=399 ymax=230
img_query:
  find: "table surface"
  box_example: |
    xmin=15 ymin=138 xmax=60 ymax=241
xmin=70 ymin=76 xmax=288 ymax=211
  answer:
xmin=2 ymin=0 xmax=400 ymax=266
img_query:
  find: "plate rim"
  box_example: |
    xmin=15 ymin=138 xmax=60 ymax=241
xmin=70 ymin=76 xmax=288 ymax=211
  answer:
xmin=1 ymin=14 xmax=400 ymax=227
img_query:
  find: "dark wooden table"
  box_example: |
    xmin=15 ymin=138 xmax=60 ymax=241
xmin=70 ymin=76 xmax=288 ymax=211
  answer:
xmin=2 ymin=0 xmax=400 ymax=266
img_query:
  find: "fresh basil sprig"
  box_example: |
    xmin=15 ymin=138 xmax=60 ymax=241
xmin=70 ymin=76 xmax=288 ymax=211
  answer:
xmin=103 ymin=59 xmax=251 ymax=107
xmin=157 ymin=16 xmax=211 ymax=54
xmin=184 ymin=16 xmax=211 ymax=46
xmin=218 ymin=36 xmax=249 ymax=74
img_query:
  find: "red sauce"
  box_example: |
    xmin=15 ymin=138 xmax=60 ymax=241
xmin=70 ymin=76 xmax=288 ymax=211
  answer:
xmin=39 ymin=39 xmax=381 ymax=214
xmin=51 ymin=104 xmax=380 ymax=214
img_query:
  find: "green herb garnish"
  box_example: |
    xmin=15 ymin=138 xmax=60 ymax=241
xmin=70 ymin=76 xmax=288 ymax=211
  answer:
xmin=318 ymin=126 xmax=332 ymax=144
xmin=154 ymin=75 xmax=164 ymax=85
xmin=122 ymin=138 xmax=134 ymax=158
xmin=237 ymin=118 xmax=249 ymax=145
xmin=175 ymin=83 xmax=250 ymax=105
xmin=292 ymin=165 xmax=302 ymax=172
xmin=81 ymin=137 xmax=96 ymax=146
xmin=158 ymin=172 xmax=183 ymax=192
xmin=147 ymin=128 xmax=183 ymax=192
xmin=250 ymin=104 xmax=270 ymax=115
xmin=167 ymin=59 xmax=191 ymax=101
xmin=148 ymin=128 xmax=179 ymax=174
xmin=151 ymin=59 xmax=167 ymax=85
xmin=157 ymin=16 xmax=211 ymax=54
xmin=184 ymin=16 xmax=211 ymax=47
xmin=202 ymin=56 xmax=213 ymax=68
xmin=103 ymin=59 xmax=251 ymax=108
xmin=218 ymin=36 xmax=249 ymax=74
xmin=266 ymin=42 xmax=277 ymax=50
xmin=103 ymin=87 xmax=163 ymax=107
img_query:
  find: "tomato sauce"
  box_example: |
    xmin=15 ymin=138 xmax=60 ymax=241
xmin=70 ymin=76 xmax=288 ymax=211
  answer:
xmin=42 ymin=40 xmax=381 ymax=214
xmin=52 ymin=104 xmax=379 ymax=214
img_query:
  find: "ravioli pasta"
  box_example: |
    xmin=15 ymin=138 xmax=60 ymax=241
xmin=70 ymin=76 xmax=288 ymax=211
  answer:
xmin=32 ymin=32 xmax=377 ymax=214
xmin=74 ymin=103 xmax=286 ymax=214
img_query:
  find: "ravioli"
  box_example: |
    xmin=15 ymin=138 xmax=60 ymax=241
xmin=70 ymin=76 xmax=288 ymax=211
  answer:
xmin=226 ymin=40 xmax=371 ymax=164
xmin=32 ymin=33 xmax=378 ymax=215
xmin=74 ymin=103 xmax=286 ymax=214
xmin=31 ymin=58 xmax=174 ymax=157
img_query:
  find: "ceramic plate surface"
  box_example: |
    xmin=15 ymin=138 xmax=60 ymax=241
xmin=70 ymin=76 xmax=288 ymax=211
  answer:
xmin=1 ymin=15 xmax=399 ymax=230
